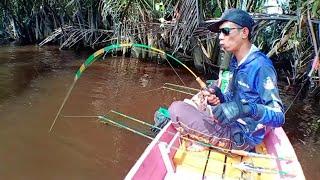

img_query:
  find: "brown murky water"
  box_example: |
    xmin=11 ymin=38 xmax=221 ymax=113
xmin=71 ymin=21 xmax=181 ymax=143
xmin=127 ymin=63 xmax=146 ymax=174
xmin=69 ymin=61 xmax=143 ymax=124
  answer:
xmin=0 ymin=45 xmax=319 ymax=179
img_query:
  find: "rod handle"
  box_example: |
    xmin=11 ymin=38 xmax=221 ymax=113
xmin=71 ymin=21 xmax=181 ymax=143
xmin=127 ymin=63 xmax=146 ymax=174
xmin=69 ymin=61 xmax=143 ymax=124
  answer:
xmin=196 ymin=77 xmax=207 ymax=89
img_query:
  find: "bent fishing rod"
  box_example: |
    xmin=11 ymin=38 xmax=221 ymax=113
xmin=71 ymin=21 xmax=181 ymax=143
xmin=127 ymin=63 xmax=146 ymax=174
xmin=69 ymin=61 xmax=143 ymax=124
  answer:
xmin=50 ymin=42 xmax=294 ymax=163
xmin=49 ymin=43 xmax=208 ymax=133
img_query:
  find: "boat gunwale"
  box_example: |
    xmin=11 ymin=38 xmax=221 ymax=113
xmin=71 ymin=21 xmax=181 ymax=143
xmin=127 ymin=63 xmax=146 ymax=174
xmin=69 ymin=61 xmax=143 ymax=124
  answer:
xmin=126 ymin=123 xmax=306 ymax=180
xmin=125 ymin=121 xmax=177 ymax=179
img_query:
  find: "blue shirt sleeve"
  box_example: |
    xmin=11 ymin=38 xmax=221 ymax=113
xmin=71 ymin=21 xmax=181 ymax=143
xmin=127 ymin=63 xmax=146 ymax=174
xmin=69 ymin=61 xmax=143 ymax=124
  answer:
xmin=254 ymin=66 xmax=285 ymax=127
xmin=223 ymin=90 xmax=233 ymax=102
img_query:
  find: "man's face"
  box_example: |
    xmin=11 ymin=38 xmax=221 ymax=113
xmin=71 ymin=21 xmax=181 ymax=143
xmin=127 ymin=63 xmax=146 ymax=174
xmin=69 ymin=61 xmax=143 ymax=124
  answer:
xmin=218 ymin=21 xmax=244 ymax=52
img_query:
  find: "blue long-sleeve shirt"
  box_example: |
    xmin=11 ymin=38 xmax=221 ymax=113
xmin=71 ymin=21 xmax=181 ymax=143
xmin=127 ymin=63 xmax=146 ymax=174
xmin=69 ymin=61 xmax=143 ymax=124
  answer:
xmin=223 ymin=49 xmax=285 ymax=146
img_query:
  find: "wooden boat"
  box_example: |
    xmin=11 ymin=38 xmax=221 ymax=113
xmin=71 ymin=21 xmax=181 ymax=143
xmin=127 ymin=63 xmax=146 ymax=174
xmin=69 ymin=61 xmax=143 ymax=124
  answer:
xmin=125 ymin=121 xmax=305 ymax=180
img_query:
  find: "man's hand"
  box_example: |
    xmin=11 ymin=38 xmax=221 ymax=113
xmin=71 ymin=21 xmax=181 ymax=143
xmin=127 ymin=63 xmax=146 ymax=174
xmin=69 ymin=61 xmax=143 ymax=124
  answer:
xmin=207 ymin=94 xmax=221 ymax=105
xmin=212 ymin=100 xmax=258 ymax=126
xmin=200 ymin=90 xmax=220 ymax=106
xmin=202 ymin=85 xmax=225 ymax=105
xmin=212 ymin=101 xmax=241 ymax=126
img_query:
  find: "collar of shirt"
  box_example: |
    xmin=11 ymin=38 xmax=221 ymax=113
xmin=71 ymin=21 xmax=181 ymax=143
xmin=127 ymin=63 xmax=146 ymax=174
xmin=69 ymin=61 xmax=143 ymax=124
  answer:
xmin=238 ymin=44 xmax=259 ymax=67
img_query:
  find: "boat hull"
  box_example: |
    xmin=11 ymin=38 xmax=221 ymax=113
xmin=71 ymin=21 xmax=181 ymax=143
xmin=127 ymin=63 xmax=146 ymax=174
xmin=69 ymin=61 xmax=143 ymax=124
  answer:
xmin=125 ymin=122 xmax=305 ymax=180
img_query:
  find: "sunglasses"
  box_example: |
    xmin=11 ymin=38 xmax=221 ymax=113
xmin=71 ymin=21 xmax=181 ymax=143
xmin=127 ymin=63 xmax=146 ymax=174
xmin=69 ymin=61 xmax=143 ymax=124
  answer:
xmin=218 ymin=27 xmax=243 ymax=36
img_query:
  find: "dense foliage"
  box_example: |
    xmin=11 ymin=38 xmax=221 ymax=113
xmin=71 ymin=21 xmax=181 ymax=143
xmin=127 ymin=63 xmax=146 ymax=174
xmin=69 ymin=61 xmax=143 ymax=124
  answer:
xmin=0 ymin=0 xmax=319 ymax=98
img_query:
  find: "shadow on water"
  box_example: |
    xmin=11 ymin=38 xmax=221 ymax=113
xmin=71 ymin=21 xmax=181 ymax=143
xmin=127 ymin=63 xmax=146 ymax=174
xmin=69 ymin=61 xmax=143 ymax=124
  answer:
xmin=0 ymin=45 xmax=319 ymax=180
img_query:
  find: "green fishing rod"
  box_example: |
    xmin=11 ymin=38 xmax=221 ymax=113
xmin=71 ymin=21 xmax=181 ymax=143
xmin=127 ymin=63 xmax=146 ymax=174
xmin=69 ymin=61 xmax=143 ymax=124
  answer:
xmin=49 ymin=42 xmax=293 ymax=163
xmin=49 ymin=43 xmax=207 ymax=133
xmin=233 ymin=162 xmax=295 ymax=176
xmin=105 ymin=110 xmax=294 ymax=162
xmin=93 ymin=114 xmax=295 ymax=177
xmin=98 ymin=115 xmax=154 ymax=140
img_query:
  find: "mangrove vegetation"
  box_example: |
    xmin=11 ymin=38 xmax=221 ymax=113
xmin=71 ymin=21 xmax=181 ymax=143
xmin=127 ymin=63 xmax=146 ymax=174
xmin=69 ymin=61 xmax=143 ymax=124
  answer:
xmin=0 ymin=0 xmax=320 ymax=101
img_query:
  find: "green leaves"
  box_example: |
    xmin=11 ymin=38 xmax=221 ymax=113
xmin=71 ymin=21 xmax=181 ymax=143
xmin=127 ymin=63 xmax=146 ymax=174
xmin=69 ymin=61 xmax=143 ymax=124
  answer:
xmin=312 ymin=0 xmax=320 ymax=18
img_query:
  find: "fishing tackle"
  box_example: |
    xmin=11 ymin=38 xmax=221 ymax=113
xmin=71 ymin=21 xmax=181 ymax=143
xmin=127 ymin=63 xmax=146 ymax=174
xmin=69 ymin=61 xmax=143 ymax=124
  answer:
xmin=102 ymin=110 xmax=295 ymax=162
xmin=49 ymin=43 xmax=207 ymax=132
xmin=233 ymin=162 xmax=295 ymax=176
xmin=97 ymin=113 xmax=295 ymax=177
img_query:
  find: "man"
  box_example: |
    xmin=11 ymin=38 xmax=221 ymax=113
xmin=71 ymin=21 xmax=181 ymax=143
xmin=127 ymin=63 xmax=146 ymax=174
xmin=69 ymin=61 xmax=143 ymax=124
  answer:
xmin=168 ymin=8 xmax=284 ymax=151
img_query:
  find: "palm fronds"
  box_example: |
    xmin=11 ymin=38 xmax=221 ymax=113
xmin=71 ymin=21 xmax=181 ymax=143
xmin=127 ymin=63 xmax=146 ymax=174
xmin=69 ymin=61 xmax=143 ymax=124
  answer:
xmin=1 ymin=0 xmax=320 ymax=96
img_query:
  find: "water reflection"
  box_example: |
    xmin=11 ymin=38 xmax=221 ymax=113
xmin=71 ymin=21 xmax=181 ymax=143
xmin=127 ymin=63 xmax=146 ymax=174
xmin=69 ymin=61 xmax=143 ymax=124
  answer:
xmin=0 ymin=45 xmax=89 ymax=103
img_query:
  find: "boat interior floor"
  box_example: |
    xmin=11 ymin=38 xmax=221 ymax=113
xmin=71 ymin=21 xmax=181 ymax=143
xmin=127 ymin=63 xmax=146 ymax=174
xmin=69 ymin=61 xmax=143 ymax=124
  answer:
xmin=168 ymin=140 xmax=277 ymax=180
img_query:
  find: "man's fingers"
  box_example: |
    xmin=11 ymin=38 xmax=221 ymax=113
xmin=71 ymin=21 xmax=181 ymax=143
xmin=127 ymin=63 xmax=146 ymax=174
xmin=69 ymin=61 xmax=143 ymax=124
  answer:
xmin=212 ymin=99 xmax=220 ymax=105
xmin=207 ymin=94 xmax=221 ymax=105
xmin=207 ymin=94 xmax=217 ymax=100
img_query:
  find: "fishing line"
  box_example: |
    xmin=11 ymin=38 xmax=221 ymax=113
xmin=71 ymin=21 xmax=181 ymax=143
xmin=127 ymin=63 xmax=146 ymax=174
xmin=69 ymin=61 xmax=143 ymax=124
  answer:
xmin=49 ymin=43 xmax=206 ymax=134
xmin=139 ymin=85 xmax=196 ymax=96
xmin=135 ymin=49 xmax=191 ymax=94
xmin=284 ymin=81 xmax=307 ymax=114
xmin=164 ymin=83 xmax=200 ymax=91
xmin=162 ymin=86 xmax=195 ymax=95
xmin=164 ymin=56 xmax=190 ymax=92
xmin=49 ymin=80 xmax=76 ymax=132
xmin=139 ymin=82 xmax=199 ymax=95
xmin=284 ymin=61 xmax=319 ymax=114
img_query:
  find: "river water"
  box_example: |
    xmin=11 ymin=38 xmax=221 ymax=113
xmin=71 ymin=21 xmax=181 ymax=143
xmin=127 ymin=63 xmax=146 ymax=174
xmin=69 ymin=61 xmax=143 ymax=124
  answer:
xmin=0 ymin=45 xmax=319 ymax=180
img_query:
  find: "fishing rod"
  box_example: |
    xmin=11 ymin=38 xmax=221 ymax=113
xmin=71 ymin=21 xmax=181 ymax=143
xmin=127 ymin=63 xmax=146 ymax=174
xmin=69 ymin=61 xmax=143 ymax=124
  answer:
xmin=162 ymin=86 xmax=195 ymax=96
xmin=62 ymin=111 xmax=294 ymax=163
xmin=161 ymin=82 xmax=200 ymax=95
xmin=106 ymin=110 xmax=295 ymax=162
xmin=99 ymin=115 xmax=154 ymax=140
xmin=49 ymin=42 xmax=295 ymax=164
xmin=49 ymin=43 xmax=207 ymax=133
xmin=163 ymin=83 xmax=200 ymax=92
xmin=233 ymin=162 xmax=295 ymax=176
xmin=96 ymin=114 xmax=296 ymax=177
xmin=139 ymin=82 xmax=199 ymax=96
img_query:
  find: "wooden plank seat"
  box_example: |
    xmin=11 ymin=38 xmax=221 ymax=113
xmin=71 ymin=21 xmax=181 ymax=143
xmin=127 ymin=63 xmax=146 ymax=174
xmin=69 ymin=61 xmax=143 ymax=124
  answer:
xmin=172 ymin=140 xmax=277 ymax=179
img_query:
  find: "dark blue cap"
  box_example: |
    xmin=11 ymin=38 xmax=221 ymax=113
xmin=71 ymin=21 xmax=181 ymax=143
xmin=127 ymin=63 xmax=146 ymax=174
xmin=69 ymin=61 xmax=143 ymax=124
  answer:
xmin=208 ymin=8 xmax=254 ymax=33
